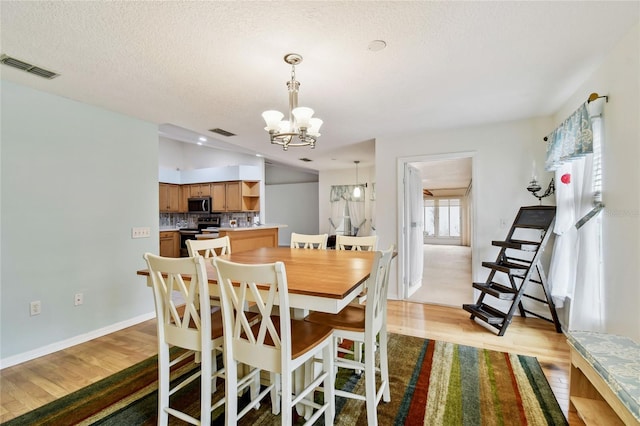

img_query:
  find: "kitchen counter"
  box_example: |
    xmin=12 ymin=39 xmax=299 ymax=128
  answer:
xmin=201 ymin=225 xmax=286 ymax=253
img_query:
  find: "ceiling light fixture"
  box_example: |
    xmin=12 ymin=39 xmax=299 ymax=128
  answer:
xmin=262 ymin=53 xmax=322 ymax=151
xmin=353 ymin=160 xmax=362 ymax=198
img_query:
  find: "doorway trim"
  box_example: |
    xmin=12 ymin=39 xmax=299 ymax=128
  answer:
xmin=396 ymin=151 xmax=478 ymax=300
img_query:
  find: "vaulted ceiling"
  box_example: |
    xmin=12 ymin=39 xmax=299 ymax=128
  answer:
xmin=1 ymin=1 xmax=637 ymax=172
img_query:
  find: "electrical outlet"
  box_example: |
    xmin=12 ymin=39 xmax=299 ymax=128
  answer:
xmin=30 ymin=300 xmax=41 ymax=316
xmin=131 ymin=227 xmax=151 ymax=239
xmin=74 ymin=293 xmax=83 ymax=306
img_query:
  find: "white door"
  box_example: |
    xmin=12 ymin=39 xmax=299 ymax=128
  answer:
xmin=404 ymin=164 xmax=424 ymax=298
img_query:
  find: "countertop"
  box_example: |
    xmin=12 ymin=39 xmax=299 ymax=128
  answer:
xmin=160 ymin=224 xmax=287 ymax=233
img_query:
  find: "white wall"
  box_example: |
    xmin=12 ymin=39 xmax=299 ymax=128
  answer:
xmin=265 ymin=182 xmax=319 ymax=246
xmin=1 ymin=81 xmax=159 ymax=364
xmin=158 ymin=137 xmax=267 ymax=219
xmin=374 ymin=117 xmax=552 ymax=301
xmin=549 ymin=23 xmax=640 ymax=340
xmin=318 ymin=165 xmax=375 ymax=236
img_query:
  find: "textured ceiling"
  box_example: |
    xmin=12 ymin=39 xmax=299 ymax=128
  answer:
xmin=1 ymin=1 xmax=638 ymax=172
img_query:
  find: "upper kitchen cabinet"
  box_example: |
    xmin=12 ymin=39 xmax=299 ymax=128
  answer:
xmin=187 ymin=183 xmax=211 ymax=198
xmin=241 ymin=180 xmax=260 ymax=212
xmin=159 ymin=183 xmax=181 ymax=212
xmin=211 ymin=181 xmax=241 ymax=212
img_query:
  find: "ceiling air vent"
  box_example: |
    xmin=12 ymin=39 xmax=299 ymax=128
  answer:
xmin=209 ymin=128 xmax=236 ymax=137
xmin=299 ymin=158 xmax=313 ymax=162
xmin=0 ymin=54 xmax=59 ymax=79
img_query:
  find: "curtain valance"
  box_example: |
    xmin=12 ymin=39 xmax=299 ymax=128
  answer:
xmin=330 ymin=185 xmax=365 ymax=202
xmin=545 ymin=102 xmax=593 ymax=171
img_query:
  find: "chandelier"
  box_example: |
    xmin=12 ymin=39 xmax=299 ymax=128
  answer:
xmin=262 ymin=53 xmax=323 ymax=151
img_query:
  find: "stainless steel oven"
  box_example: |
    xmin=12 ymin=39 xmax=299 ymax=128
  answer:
xmin=178 ymin=229 xmax=199 ymax=257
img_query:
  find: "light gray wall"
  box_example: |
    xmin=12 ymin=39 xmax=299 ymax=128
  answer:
xmin=1 ymin=81 xmax=158 ymax=363
xmin=265 ymin=182 xmax=319 ymax=246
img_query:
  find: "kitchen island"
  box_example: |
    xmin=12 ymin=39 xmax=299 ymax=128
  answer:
xmin=198 ymin=225 xmax=286 ymax=253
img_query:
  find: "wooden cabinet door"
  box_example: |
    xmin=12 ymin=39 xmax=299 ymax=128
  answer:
xmin=159 ymin=231 xmax=178 ymax=257
xmin=225 ymin=181 xmax=241 ymax=211
xmin=159 ymin=184 xmax=180 ymax=212
xmin=211 ymin=182 xmax=226 ymax=211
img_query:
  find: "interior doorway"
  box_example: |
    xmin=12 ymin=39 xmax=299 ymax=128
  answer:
xmin=399 ymin=153 xmax=475 ymax=307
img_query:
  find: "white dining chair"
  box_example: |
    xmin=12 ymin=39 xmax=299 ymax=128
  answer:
xmin=213 ymin=257 xmax=335 ymax=426
xmin=290 ymin=232 xmax=328 ymax=249
xmin=186 ymin=235 xmax=231 ymax=258
xmin=335 ymin=234 xmax=378 ymax=251
xmin=143 ymin=253 xmax=227 ymax=425
xmin=305 ymin=245 xmax=395 ymax=426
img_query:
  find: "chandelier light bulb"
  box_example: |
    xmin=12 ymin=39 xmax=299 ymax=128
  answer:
xmin=262 ymin=110 xmax=284 ymax=132
xmin=292 ymin=107 xmax=314 ymax=128
xmin=353 ymin=186 xmax=361 ymax=198
xmin=308 ymin=118 xmax=323 ymax=136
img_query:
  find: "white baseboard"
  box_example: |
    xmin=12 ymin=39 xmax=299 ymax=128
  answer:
xmin=0 ymin=311 xmax=156 ymax=369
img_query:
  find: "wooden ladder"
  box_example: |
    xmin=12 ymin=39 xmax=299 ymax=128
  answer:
xmin=463 ymin=205 xmax=562 ymax=336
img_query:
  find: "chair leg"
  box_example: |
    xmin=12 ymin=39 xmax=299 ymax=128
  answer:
xmin=281 ymin=371 xmax=293 ymax=425
xmin=380 ymin=330 xmax=391 ymax=402
xmin=364 ymin=341 xmax=378 ymax=426
xmin=201 ymin=348 xmax=212 ymax=425
xmin=354 ymin=341 xmax=363 ymax=373
xmin=157 ymin=345 xmax=170 ymax=426
xmin=224 ymin=353 xmax=238 ymax=425
xmin=323 ymin=341 xmax=336 ymax=425
xmin=271 ymin=372 xmax=281 ymax=415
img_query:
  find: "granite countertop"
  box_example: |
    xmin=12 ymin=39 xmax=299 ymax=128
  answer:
xmin=209 ymin=224 xmax=287 ymax=232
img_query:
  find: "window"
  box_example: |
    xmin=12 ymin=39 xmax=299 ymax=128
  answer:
xmin=424 ymin=198 xmax=461 ymax=238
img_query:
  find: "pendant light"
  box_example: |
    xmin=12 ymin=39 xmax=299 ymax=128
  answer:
xmin=353 ymin=160 xmax=361 ymax=198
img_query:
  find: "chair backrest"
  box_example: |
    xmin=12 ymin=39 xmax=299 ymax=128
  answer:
xmin=335 ymin=235 xmax=378 ymax=251
xmin=143 ymin=253 xmax=212 ymax=353
xmin=290 ymin=232 xmax=328 ymax=249
xmin=186 ymin=236 xmax=231 ymax=258
xmin=213 ymin=257 xmax=291 ymax=373
xmin=365 ymin=245 xmax=395 ymax=335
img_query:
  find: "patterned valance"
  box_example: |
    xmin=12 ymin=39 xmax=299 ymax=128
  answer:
xmin=545 ymin=102 xmax=593 ymax=171
xmin=330 ymin=185 xmax=366 ymax=202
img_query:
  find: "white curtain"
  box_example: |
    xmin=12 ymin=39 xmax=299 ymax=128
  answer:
xmin=546 ymin=103 xmax=604 ymax=332
xmin=405 ymin=165 xmax=424 ymax=293
xmin=347 ymin=198 xmax=366 ymax=236
xmin=330 ymin=185 xmax=367 ymax=235
xmin=329 ymin=186 xmax=347 ymax=234
xmin=370 ymin=183 xmax=376 ymax=235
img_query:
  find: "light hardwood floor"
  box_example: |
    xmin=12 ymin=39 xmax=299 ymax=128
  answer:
xmin=0 ymin=303 xmax=581 ymax=424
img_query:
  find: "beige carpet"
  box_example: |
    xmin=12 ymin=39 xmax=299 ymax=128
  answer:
xmin=407 ymin=244 xmax=473 ymax=306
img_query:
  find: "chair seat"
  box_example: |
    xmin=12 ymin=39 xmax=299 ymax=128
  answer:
xmin=305 ymin=305 xmax=365 ymax=333
xmin=248 ymin=316 xmax=333 ymax=359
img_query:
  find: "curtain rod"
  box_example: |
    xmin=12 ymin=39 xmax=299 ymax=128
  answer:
xmin=543 ymin=92 xmax=608 ymax=141
xmin=587 ymin=92 xmax=608 ymax=103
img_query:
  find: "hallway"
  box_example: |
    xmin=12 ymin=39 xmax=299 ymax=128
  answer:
xmin=407 ymin=244 xmax=473 ymax=306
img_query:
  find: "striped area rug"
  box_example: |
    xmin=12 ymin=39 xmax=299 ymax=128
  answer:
xmin=2 ymin=334 xmax=567 ymax=425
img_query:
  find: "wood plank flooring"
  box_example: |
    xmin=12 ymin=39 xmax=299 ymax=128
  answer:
xmin=0 ymin=303 xmax=582 ymax=424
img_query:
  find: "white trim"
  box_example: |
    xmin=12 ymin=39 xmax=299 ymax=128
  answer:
xmin=396 ymin=151 xmax=478 ymax=300
xmin=0 ymin=312 xmax=156 ymax=369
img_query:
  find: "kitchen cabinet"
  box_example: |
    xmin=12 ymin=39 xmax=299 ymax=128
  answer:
xmin=187 ymin=183 xmax=211 ymax=198
xmin=211 ymin=181 xmax=242 ymax=212
xmin=241 ymin=180 xmax=260 ymax=211
xmin=159 ymin=183 xmax=181 ymax=212
xmin=159 ymin=231 xmax=179 ymax=257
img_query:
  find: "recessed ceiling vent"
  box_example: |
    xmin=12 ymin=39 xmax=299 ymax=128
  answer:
xmin=209 ymin=128 xmax=236 ymax=137
xmin=0 ymin=54 xmax=60 ymax=79
xmin=299 ymin=158 xmax=313 ymax=162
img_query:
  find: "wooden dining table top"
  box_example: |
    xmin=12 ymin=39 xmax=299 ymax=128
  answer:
xmin=137 ymin=247 xmax=376 ymax=301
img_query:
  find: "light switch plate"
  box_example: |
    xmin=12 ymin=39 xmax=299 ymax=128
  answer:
xmin=132 ymin=227 xmax=151 ymax=238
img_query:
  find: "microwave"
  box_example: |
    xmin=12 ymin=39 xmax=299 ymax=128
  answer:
xmin=187 ymin=197 xmax=211 ymax=213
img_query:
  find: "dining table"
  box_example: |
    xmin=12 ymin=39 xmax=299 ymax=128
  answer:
xmin=137 ymin=246 xmax=376 ymax=316
xmin=137 ymin=246 xmax=377 ymax=417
